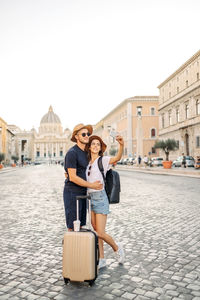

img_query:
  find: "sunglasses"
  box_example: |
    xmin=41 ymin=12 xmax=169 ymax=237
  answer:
xmin=80 ymin=132 xmax=91 ymax=137
xmin=88 ymin=165 xmax=92 ymax=176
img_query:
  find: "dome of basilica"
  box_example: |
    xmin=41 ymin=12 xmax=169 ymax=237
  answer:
xmin=40 ymin=106 xmax=61 ymax=124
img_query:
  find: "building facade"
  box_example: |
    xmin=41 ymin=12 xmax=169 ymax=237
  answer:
xmin=0 ymin=117 xmax=7 ymax=155
xmin=158 ymin=50 xmax=200 ymax=159
xmin=34 ymin=106 xmax=71 ymax=163
xmin=0 ymin=117 xmax=15 ymax=165
xmin=94 ymin=96 xmax=159 ymax=158
xmin=6 ymin=106 xmax=72 ymax=165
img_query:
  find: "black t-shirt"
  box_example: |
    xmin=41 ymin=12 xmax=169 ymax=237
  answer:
xmin=64 ymin=145 xmax=89 ymax=193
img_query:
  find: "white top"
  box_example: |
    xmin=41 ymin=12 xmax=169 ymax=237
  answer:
xmin=143 ymin=156 xmax=148 ymax=163
xmin=86 ymin=156 xmax=111 ymax=193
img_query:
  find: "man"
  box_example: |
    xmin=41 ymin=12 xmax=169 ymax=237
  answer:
xmin=138 ymin=155 xmax=142 ymax=167
xmin=63 ymin=123 xmax=102 ymax=231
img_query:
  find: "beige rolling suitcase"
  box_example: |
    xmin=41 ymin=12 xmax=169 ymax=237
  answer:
xmin=62 ymin=195 xmax=99 ymax=285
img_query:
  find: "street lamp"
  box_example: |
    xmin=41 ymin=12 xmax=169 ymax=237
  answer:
xmin=136 ymin=106 xmax=143 ymax=158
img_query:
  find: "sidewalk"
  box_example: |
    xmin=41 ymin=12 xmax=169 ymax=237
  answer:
xmin=0 ymin=165 xmax=30 ymax=174
xmin=116 ymin=164 xmax=200 ymax=178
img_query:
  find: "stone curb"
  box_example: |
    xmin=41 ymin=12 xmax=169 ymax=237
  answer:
xmin=115 ymin=165 xmax=200 ymax=179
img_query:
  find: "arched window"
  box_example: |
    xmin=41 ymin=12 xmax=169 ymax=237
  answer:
xmin=151 ymin=128 xmax=156 ymax=138
xmin=150 ymin=107 xmax=155 ymax=115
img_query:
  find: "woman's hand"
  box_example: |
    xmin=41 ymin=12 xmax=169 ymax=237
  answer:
xmin=116 ymin=135 xmax=124 ymax=146
xmin=109 ymin=135 xmax=124 ymax=165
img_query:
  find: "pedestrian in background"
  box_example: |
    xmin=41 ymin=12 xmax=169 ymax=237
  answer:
xmin=143 ymin=155 xmax=148 ymax=168
xmin=138 ymin=155 xmax=142 ymax=167
xmin=182 ymin=153 xmax=186 ymax=168
xmin=63 ymin=124 xmax=103 ymax=231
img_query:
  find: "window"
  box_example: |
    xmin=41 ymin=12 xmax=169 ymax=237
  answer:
xmin=37 ymin=151 xmax=40 ymax=157
xmin=197 ymin=73 xmax=199 ymax=81
xmin=54 ymin=153 xmax=56 ymax=157
xmin=162 ymin=114 xmax=165 ymax=128
xmin=44 ymin=153 xmax=46 ymax=157
xmin=137 ymin=106 xmax=142 ymax=116
xmin=196 ymin=99 xmax=200 ymax=115
xmin=151 ymin=107 xmax=155 ymax=115
xmin=151 ymin=147 xmax=156 ymax=154
xmin=186 ymin=80 xmax=188 ymax=88
xmin=177 ymin=86 xmax=179 ymax=93
xmin=169 ymin=110 xmax=172 ymax=125
xmin=151 ymin=128 xmax=156 ymax=138
xmin=60 ymin=151 xmax=63 ymax=157
xmin=185 ymin=104 xmax=189 ymax=119
xmin=176 ymin=141 xmax=179 ymax=149
xmin=196 ymin=136 xmax=200 ymax=148
xmin=176 ymin=107 xmax=180 ymax=122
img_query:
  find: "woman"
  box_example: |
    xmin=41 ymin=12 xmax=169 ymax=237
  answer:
xmin=85 ymin=135 xmax=125 ymax=269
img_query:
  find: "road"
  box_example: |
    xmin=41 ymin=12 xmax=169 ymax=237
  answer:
xmin=0 ymin=165 xmax=200 ymax=300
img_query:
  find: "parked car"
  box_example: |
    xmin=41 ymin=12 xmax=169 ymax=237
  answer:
xmin=120 ymin=158 xmax=127 ymax=165
xmin=151 ymin=157 xmax=164 ymax=167
xmin=194 ymin=156 xmax=200 ymax=169
xmin=172 ymin=156 xmax=195 ymax=167
xmin=127 ymin=157 xmax=136 ymax=165
xmin=117 ymin=159 xmax=123 ymax=165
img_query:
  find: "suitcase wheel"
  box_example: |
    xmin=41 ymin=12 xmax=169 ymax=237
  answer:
xmin=88 ymin=279 xmax=95 ymax=286
xmin=63 ymin=277 xmax=69 ymax=285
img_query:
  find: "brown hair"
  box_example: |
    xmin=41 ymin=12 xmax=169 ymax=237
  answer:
xmin=85 ymin=137 xmax=105 ymax=161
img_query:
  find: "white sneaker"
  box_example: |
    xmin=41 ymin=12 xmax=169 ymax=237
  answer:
xmin=98 ymin=258 xmax=107 ymax=269
xmin=115 ymin=243 xmax=125 ymax=264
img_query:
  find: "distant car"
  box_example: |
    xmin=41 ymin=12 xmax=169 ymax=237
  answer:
xmin=127 ymin=157 xmax=136 ymax=165
xmin=173 ymin=156 xmax=195 ymax=167
xmin=122 ymin=158 xmax=129 ymax=165
xmin=117 ymin=159 xmax=123 ymax=165
xmin=194 ymin=156 xmax=200 ymax=169
xmin=151 ymin=157 xmax=164 ymax=167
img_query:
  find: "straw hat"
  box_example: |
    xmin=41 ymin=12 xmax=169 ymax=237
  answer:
xmin=71 ymin=123 xmax=93 ymax=142
xmin=87 ymin=135 xmax=107 ymax=153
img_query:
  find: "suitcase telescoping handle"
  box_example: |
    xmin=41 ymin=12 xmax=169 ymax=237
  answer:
xmin=76 ymin=195 xmax=92 ymax=230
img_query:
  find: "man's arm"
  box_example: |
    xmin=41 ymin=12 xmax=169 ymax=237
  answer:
xmin=68 ymin=168 xmax=103 ymax=190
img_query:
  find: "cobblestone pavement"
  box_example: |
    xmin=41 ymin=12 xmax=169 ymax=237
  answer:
xmin=0 ymin=165 xmax=200 ymax=300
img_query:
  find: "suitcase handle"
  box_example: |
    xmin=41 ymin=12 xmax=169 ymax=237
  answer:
xmin=76 ymin=195 xmax=91 ymax=200
xmin=75 ymin=195 xmax=92 ymax=230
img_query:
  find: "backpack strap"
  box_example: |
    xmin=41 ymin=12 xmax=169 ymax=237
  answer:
xmin=97 ymin=156 xmax=106 ymax=184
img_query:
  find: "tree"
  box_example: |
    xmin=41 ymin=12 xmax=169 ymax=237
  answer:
xmin=11 ymin=155 xmax=19 ymax=163
xmin=154 ymin=139 xmax=179 ymax=161
xmin=0 ymin=153 xmax=5 ymax=164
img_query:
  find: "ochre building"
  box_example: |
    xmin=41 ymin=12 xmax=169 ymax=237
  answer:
xmin=158 ymin=50 xmax=200 ymax=159
xmin=94 ymin=96 xmax=159 ymax=159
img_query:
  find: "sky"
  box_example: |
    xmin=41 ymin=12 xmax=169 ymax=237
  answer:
xmin=0 ymin=0 xmax=200 ymax=131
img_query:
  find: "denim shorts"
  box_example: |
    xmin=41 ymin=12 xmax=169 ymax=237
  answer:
xmin=89 ymin=189 xmax=110 ymax=215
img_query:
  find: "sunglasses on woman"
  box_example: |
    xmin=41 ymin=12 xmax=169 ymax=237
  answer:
xmin=88 ymin=165 xmax=92 ymax=176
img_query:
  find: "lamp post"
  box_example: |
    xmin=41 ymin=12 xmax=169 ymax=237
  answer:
xmin=136 ymin=106 xmax=143 ymax=158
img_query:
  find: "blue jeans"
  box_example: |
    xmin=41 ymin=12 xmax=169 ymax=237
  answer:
xmin=63 ymin=188 xmax=87 ymax=229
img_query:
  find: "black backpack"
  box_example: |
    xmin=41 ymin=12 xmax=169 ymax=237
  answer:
xmin=97 ymin=157 xmax=120 ymax=204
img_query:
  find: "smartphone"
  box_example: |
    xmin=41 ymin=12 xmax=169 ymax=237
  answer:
xmin=110 ymin=131 xmax=118 ymax=138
